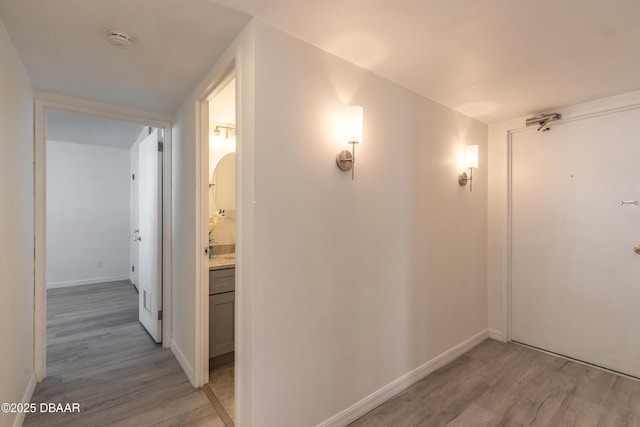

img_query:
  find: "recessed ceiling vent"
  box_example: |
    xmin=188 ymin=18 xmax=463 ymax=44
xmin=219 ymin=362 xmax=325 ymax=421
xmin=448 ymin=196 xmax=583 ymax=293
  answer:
xmin=106 ymin=29 xmax=133 ymax=49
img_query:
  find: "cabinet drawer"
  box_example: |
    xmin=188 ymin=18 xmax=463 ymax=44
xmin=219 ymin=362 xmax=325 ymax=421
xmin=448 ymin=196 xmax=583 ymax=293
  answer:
xmin=209 ymin=268 xmax=235 ymax=295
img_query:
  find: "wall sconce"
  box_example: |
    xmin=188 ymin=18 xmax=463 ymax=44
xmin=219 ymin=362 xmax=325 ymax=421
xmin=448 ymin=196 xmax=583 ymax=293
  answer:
xmin=210 ymin=125 xmax=235 ymax=149
xmin=458 ymin=145 xmax=478 ymax=192
xmin=212 ymin=125 xmax=235 ymax=138
xmin=336 ymin=106 xmax=363 ymax=180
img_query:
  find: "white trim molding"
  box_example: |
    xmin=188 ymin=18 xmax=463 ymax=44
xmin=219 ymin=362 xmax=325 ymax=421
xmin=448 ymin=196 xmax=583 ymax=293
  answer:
xmin=487 ymin=89 xmax=640 ymax=344
xmin=46 ymin=275 xmax=131 ymax=289
xmin=161 ymin=125 xmax=173 ymax=348
xmin=12 ymin=373 xmax=36 ymax=427
xmin=33 ymin=90 xmax=171 ymax=125
xmin=171 ymin=339 xmax=195 ymax=386
xmin=488 ymin=328 xmax=505 ymax=342
xmin=33 ymin=92 xmax=173 ymax=382
xmin=317 ymin=329 xmax=490 ymax=427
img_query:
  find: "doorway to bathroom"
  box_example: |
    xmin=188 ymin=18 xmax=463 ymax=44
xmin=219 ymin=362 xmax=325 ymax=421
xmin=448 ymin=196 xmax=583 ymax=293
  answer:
xmin=202 ymin=70 xmax=237 ymax=425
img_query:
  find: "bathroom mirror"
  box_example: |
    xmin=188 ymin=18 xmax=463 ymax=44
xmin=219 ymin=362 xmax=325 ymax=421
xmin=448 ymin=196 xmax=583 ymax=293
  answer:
xmin=212 ymin=152 xmax=236 ymax=212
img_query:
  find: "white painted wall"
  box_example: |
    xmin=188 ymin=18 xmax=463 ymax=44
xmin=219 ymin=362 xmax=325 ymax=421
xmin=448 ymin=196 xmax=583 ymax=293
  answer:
xmin=0 ymin=15 xmax=34 ymax=427
xmin=250 ymin=22 xmax=488 ymax=426
xmin=46 ymin=140 xmax=131 ymax=287
xmin=171 ymin=20 xmax=256 ymax=423
xmin=173 ymin=18 xmax=487 ymax=426
xmin=487 ymin=118 xmax=517 ymax=340
xmin=172 ymin=88 xmax=204 ymax=371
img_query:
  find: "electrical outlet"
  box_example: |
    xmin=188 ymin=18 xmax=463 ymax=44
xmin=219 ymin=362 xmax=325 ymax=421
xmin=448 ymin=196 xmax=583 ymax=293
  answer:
xmin=97 ymin=261 xmax=103 ymax=268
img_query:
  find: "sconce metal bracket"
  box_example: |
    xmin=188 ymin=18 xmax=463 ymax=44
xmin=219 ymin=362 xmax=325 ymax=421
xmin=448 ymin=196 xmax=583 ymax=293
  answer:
xmin=459 ymin=168 xmax=473 ymax=191
xmin=336 ymin=150 xmax=353 ymax=172
xmin=458 ymin=172 xmax=469 ymax=186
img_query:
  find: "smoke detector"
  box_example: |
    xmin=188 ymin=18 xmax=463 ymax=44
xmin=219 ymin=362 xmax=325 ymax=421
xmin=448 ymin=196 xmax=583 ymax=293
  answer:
xmin=106 ymin=29 xmax=133 ymax=49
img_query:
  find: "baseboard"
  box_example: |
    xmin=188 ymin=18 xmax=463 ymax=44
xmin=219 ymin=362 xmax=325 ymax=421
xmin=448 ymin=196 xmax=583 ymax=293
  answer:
xmin=12 ymin=373 xmax=36 ymax=427
xmin=488 ymin=328 xmax=505 ymax=342
xmin=46 ymin=275 xmax=130 ymax=289
xmin=317 ymin=329 xmax=489 ymax=427
xmin=171 ymin=339 xmax=196 ymax=387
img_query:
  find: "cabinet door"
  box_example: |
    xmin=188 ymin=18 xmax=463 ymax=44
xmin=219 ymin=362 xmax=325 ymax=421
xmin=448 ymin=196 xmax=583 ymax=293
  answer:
xmin=209 ymin=292 xmax=235 ymax=358
xmin=209 ymin=268 xmax=235 ymax=295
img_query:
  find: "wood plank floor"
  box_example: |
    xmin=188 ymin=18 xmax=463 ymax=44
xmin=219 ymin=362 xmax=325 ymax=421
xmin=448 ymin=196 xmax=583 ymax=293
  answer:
xmin=205 ymin=360 xmax=235 ymax=426
xmin=24 ymin=281 xmax=223 ymax=427
xmin=350 ymin=339 xmax=640 ymax=427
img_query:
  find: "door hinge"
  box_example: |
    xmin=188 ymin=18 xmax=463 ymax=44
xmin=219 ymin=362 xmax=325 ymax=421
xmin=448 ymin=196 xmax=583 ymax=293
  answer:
xmin=132 ymin=173 xmax=135 ymax=180
xmin=157 ymin=128 xmax=165 ymax=151
xmin=131 ymin=265 xmax=135 ymax=272
xmin=158 ymin=310 xmax=163 ymax=321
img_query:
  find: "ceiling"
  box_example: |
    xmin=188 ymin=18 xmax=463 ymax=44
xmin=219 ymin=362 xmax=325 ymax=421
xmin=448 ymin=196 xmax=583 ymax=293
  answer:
xmin=209 ymin=0 xmax=640 ymax=123
xmin=46 ymin=110 xmax=145 ymax=149
xmin=0 ymin=0 xmax=250 ymax=116
xmin=1 ymin=0 xmax=639 ymax=123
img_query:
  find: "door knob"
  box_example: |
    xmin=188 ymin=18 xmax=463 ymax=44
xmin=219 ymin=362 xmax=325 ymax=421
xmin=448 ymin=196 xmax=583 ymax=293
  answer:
xmin=634 ymin=245 xmax=640 ymax=255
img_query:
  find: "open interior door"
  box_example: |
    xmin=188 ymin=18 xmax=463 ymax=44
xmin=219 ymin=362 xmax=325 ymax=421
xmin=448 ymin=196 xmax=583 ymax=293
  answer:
xmin=138 ymin=127 xmax=163 ymax=342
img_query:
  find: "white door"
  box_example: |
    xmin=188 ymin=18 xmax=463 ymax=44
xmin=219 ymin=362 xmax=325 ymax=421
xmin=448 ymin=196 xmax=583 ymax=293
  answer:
xmin=138 ymin=127 xmax=163 ymax=343
xmin=511 ymin=108 xmax=640 ymax=378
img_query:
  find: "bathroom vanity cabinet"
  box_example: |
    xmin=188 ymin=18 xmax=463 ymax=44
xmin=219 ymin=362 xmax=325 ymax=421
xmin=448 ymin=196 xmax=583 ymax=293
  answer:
xmin=209 ymin=267 xmax=235 ymax=358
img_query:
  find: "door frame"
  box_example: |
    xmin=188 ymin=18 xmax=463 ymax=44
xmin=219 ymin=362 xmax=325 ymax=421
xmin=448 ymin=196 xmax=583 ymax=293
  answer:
xmin=191 ymin=27 xmax=256 ymax=426
xmin=33 ymin=90 xmax=173 ymax=381
xmin=196 ymin=63 xmax=236 ymax=390
xmin=488 ymin=90 xmax=640 ymax=344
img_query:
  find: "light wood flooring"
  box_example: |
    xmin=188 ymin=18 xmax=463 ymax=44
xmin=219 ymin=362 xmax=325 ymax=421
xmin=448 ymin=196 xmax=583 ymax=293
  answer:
xmin=204 ymin=360 xmax=235 ymax=427
xmin=26 ymin=284 xmax=640 ymax=426
xmin=351 ymin=339 xmax=640 ymax=426
xmin=24 ymin=281 xmax=224 ymax=427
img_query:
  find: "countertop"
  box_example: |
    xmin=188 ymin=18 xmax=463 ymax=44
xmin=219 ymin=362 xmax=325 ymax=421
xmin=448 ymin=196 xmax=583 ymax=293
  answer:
xmin=209 ymin=253 xmax=235 ymax=270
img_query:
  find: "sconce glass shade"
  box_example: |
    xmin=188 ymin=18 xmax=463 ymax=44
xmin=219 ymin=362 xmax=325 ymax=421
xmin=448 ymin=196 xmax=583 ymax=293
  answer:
xmin=210 ymin=131 xmax=223 ymax=149
xmin=345 ymin=106 xmax=363 ymax=144
xmin=464 ymin=145 xmax=479 ymax=169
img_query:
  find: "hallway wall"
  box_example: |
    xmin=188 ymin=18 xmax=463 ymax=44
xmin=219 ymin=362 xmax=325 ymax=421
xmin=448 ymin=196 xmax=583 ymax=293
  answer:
xmin=0 ymin=15 xmax=34 ymax=427
xmin=249 ymin=22 xmax=488 ymax=426
xmin=46 ymin=140 xmax=131 ymax=287
xmin=171 ymin=22 xmax=256 ymax=426
xmin=172 ymin=19 xmax=487 ymax=427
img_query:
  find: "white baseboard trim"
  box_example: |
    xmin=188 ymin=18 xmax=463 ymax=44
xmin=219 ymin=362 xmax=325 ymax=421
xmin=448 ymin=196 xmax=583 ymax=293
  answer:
xmin=12 ymin=373 xmax=36 ymax=427
xmin=317 ymin=329 xmax=489 ymax=427
xmin=46 ymin=275 xmax=130 ymax=289
xmin=171 ymin=339 xmax=196 ymax=387
xmin=488 ymin=328 xmax=505 ymax=342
